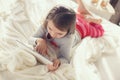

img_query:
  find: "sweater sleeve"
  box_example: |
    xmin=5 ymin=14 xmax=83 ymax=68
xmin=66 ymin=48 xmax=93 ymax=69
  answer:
xmin=57 ymin=36 xmax=74 ymax=64
xmin=28 ymin=26 xmax=46 ymax=46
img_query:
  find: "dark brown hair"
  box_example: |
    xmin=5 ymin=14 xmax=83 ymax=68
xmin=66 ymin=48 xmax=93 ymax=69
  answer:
xmin=43 ymin=6 xmax=76 ymax=34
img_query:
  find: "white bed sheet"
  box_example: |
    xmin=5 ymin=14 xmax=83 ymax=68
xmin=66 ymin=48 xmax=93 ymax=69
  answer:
xmin=0 ymin=0 xmax=120 ymax=80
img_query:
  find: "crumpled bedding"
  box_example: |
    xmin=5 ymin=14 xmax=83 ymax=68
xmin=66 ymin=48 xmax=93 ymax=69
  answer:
xmin=0 ymin=0 xmax=120 ymax=80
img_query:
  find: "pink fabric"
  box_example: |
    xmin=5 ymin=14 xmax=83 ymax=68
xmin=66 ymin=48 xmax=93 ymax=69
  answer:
xmin=50 ymin=41 xmax=58 ymax=48
xmin=76 ymin=14 xmax=104 ymax=39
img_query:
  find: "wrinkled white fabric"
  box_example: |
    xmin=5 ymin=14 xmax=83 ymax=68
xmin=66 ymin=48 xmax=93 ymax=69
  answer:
xmin=0 ymin=0 xmax=120 ymax=80
xmin=73 ymin=18 xmax=120 ymax=80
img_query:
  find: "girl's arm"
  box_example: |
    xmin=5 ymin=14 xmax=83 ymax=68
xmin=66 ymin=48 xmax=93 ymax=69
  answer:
xmin=57 ymin=36 xmax=74 ymax=64
xmin=46 ymin=35 xmax=74 ymax=71
xmin=28 ymin=26 xmax=47 ymax=55
xmin=28 ymin=26 xmax=46 ymax=46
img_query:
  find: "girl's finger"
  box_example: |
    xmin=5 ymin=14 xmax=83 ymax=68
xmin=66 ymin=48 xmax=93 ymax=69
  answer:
xmin=42 ymin=51 xmax=46 ymax=56
xmin=35 ymin=46 xmax=38 ymax=52
xmin=53 ymin=61 xmax=59 ymax=68
xmin=56 ymin=61 xmax=60 ymax=68
xmin=38 ymin=47 xmax=42 ymax=54
xmin=41 ymin=49 xmax=45 ymax=55
xmin=47 ymin=65 xmax=52 ymax=71
xmin=53 ymin=61 xmax=56 ymax=67
xmin=44 ymin=48 xmax=47 ymax=55
xmin=47 ymin=65 xmax=56 ymax=71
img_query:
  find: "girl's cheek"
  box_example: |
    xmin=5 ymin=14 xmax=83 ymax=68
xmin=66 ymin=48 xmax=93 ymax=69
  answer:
xmin=48 ymin=30 xmax=51 ymax=34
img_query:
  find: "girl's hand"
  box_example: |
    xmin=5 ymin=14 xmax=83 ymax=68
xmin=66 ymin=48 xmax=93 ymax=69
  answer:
xmin=47 ymin=59 xmax=61 ymax=71
xmin=35 ymin=38 xmax=47 ymax=55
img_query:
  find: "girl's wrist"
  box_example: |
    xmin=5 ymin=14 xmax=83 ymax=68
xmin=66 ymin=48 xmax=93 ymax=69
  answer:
xmin=36 ymin=38 xmax=42 ymax=45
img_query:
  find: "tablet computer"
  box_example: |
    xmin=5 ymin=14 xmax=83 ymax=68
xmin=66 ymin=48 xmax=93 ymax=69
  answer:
xmin=16 ymin=40 xmax=53 ymax=65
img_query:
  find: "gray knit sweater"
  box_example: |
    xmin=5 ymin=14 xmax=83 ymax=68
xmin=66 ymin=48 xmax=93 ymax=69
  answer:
xmin=29 ymin=26 xmax=80 ymax=63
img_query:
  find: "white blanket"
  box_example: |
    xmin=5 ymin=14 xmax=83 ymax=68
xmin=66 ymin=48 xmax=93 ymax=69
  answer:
xmin=0 ymin=0 xmax=120 ymax=80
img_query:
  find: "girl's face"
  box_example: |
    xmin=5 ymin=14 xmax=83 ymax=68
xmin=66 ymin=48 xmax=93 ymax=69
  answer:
xmin=47 ymin=20 xmax=67 ymax=38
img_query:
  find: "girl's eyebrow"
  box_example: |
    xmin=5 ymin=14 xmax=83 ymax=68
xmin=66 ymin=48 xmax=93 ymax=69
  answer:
xmin=57 ymin=33 xmax=63 ymax=35
xmin=48 ymin=26 xmax=51 ymax=29
xmin=48 ymin=26 xmax=52 ymax=30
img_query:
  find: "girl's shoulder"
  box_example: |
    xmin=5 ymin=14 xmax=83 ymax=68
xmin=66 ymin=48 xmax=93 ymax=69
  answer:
xmin=65 ymin=33 xmax=75 ymax=39
xmin=38 ymin=25 xmax=47 ymax=32
xmin=41 ymin=25 xmax=47 ymax=30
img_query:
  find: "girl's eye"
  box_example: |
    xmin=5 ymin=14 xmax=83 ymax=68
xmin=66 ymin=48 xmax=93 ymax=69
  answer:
xmin=49 ymin=27 xmax=52 ymax=31
xmin=58 ymin=33 xmax=63 ymax=35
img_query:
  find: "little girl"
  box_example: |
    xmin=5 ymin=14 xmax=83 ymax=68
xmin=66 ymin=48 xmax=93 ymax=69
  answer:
xmin=29 ymin=6 xmax=104 ymax=71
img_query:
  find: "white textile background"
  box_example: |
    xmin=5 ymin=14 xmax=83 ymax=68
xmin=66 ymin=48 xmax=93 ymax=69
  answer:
xmin=0 ymin=0 xmax=120 ymax=80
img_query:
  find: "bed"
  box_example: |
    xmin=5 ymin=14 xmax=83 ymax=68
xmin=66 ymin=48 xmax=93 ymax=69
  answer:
xmin=0 ymin=0 xmax=120 ymax=80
